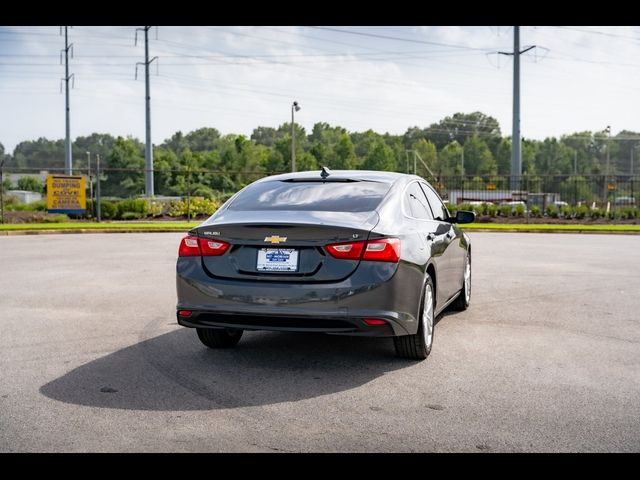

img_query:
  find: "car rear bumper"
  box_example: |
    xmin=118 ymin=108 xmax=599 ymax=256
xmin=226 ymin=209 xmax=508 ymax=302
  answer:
xmin=177 ymin=309 xmax=402 ymax=336
xmin=176 ymin=257 xmax=424 ymax=336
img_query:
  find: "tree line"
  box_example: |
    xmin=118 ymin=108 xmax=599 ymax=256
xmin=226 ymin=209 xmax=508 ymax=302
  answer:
xmin=2 ymin=111 xmax=639 ymax=198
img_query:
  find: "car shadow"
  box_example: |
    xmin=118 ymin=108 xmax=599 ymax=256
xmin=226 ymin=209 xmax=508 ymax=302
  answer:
xmin=40 ymin=328 xmax=413 ymax=411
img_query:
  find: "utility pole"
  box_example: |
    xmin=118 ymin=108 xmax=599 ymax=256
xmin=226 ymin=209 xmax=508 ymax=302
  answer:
xmin=61 ymin=26 xmax=74 ymax=175
xmin=574 ymin=150 xmax=577 ymax=175
xmin=499 ymin=26 xmax=535 ymax=191
xmin=136 ymin=27 xmax=158 ymax=197
xmin=96 ymin=154 xmax=101 ymax=223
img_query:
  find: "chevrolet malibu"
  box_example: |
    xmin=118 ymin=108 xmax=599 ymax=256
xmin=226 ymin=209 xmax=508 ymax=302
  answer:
xmin=176 ymin=169 xmax=474 ymax=360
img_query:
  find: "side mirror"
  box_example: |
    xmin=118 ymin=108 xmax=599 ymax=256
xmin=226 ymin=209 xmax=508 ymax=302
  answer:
xmin=453 ymin=210 xmax=475 ymax=224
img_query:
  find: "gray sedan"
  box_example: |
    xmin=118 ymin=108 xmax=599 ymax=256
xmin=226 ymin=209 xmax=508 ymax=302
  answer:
xmin=176 ymin=169 xmax=474 ymax=360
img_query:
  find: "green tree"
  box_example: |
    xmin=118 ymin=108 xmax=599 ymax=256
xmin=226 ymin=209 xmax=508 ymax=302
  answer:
xmin=424 ymin=112 xmax=502 ymax=151
xmin=439 ymin=141 xmax=464 ymax=175
xmin=184 ymin=127 xmax=221 ymax=152
xmin=251 ymin=126 xmax=278 ymax=147
xmin=496 ymin=138 xmax=511 ymax=175
xmin=333 ymin=132 xmax=356 ymax=170
xmin=534 ymin=138 xmax=574 ymax=175
xmin=17 ymin=175 xmax=43 ymax=192
xmin=462 ymin=136 xmax=496 ymax=175
xmin=362 ymin=141 xmax=396 ymax=171
xmin=412 ymin=139 xmax=438 ymax=177
xmin=12 ymin=137 xmax=64 ymax=169
xmin=2 ymin=175 xmax=12 ymax=193
xmin=102 ymin=137 xmax=145 ymax=197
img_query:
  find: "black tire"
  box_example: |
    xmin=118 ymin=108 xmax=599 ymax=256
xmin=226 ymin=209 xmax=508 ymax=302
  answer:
xmin=196 ymin=328 xmax=243 ymax=349
xmin=394 ymin=276 xmax=435 ymax=360
xmin=452 ymin=251 xmax=471 ymax=311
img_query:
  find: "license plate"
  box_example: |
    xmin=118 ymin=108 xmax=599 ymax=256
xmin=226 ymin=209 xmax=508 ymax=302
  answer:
xmin=257 ymin=248 xmax=299 ymax=272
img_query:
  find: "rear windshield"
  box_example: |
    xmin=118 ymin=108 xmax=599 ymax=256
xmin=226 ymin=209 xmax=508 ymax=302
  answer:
xmin=228 ymin=180 xmax=391 ymax=212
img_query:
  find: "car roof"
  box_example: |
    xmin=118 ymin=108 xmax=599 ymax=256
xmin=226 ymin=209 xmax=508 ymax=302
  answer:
xmin=255 ymin=169 xmax=410 ymax=185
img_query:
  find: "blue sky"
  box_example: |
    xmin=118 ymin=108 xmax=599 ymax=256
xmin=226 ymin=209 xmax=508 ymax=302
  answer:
xmin=1 ymin=26 xmax=640 ymax=152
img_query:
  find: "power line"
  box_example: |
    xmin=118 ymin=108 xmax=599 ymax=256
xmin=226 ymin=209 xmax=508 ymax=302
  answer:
xmin=307 ymin=26 xmax=497 ymax=52
xmin=549 ymin=26 xmax=640 ymax=41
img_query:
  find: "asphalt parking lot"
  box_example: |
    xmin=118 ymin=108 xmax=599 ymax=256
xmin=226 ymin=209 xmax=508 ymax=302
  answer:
xmin=1 ymin=232 xmax=639 ymax=452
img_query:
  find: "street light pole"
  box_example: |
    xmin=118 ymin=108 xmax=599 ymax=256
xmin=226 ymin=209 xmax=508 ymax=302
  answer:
xmin=291 ymin=101 xmax=300 ymax=172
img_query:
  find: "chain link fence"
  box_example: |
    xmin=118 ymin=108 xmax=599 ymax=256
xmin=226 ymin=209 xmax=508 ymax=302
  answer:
xmin=1 ymin=165 xmax=639 ymax=223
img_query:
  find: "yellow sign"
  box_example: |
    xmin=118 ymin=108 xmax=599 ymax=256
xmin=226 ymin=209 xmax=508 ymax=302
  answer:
xmin=486 ymin=183 xmax=496 ymax=190
xmin=608 ymin=183 xmax=616 ymax=191
xmin=47 ymin=175 xmax=86 ymax=213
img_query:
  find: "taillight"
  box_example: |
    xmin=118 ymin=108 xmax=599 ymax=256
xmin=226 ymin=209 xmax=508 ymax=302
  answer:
xmin=198 ymin=238 xmax=230 ymax=256
xmin=178 ymin=236 xmax=230 ymax=257
xmin=363 ymin=238 xmax=401 ymax=263
xmin=325 ymin=238 xmax=400 ymax=263
xmin=325 ymin=241 xmax=364 ymax=260
xmin=178 ymin=236 xmax=201 ymax=257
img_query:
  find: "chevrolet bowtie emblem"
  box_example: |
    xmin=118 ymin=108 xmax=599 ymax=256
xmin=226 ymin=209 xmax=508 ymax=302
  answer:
xmin=264 ymin=235 xmax=287 ymax=244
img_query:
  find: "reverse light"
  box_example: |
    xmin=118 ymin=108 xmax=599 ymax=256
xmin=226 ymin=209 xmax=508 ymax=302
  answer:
xmin=178 ymin=236 xmax=230 ymax=257
xmin=198 ymin=238 xmax=230 ymax=256
xmin=324 ymin=241 xmax=365 ymax=260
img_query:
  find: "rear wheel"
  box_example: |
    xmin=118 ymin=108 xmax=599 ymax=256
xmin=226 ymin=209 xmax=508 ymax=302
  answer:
xmin=196 ymin=328 xmax=243 ymax=349
xmin=394 ymin=276 xmax=434 ymax=360
xmin=452 ymin=251 xmax=471 ymax=311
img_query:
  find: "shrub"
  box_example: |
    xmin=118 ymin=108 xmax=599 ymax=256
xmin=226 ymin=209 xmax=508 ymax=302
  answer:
xmin=41 ymin=214 xmax=69 ymax=223
xmin=574 ymin=205 xmax=589 ymax=219
xmin=590 ymin=207 xmax=602 ymax=219
xmin=515 ymin=204 xmax=525 ymax=217
xmin=558 ymin=205 xmax=572 ymax=218
xmin=17 ymin=176 xmax=43 ymax=193
xmin=100 ymin=200 xmax=117 ymax=220
xmin=168 ymin=197 xmax=220 ymax=218
xmin=120 ymin=211 xmax=141 ymax=220
xmin=486 ymin=203 xmax=497 ymax=217
xmin=447 ymin=203 xmax=458 ymax=215
xmin=530 ymin=205 xmax=541 ymax=217
xmin=116 ymin=198 xmax=149 ymax=220
xmin=499 ymin=204 xmax=512 ymax=217
xmin=546 ymin=204 xmax=559 ymax=218
xmin=147 ymin=200 xmax=164 ymax=217
xmin=6 ymin=200 xmax=46 ymax=212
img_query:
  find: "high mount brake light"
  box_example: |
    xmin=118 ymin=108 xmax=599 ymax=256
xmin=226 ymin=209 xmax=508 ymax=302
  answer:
xmin=178 ymin=236 xmax=230 ymax=257
xmin=325 ymin=238 xmax=400 ymax=263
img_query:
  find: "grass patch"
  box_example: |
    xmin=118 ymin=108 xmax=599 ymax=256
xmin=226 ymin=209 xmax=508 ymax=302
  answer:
xmin=0 ymin=222 xmax=199 ymax=231
xmin=463 ymin=223 xmax=640 ymax=232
